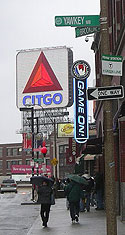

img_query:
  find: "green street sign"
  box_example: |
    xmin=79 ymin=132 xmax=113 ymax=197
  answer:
xmin=75 ymin=26 xmax=100 ymax=37
xmin=55 ymin=15 xmax=100 ymax=27
xmin=102 ymin=54 xmax=123 ymax=76
xmin=34 ymin=158 xmax=44 ymax=162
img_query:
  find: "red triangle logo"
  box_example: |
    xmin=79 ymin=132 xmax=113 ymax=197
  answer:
xmin=23 ymin=52 xmax=63 ymax=93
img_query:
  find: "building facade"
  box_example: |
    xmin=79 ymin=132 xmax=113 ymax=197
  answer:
xmin=0 ymin=143 xmax=49 ymax=181
xmin=91 ymin=0 xmax=125 ymax=220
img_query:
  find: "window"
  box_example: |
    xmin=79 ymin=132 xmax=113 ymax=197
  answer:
xmin=6 ymin=160 xmax=22 ymax=169
xmin=26 ymin=150 xmax=32 ymax=155
xmin=59 ymin=146 xmax=64 ymax=154
xmin=6 ymin=161 xmax=11 ymax=169
xmin=12 ymin=148 xmax=18 ymax=156
xmin=59 ymin=145 xmax=68 ymax=154
xmin=26 ymin=159 xmax=31 ymax=165
xmin=0 ymin=148 xmax=3 ymax=157
xmin=11 ymin=160 xmax=19 ymax=165
xmin=64 ymin=145 xmax=68 ymax=153
xmin=18 ymin=160 xmax=22 ymax=165
xmin=59 ymin=158 xmax=64 ymax=167
xmin=7 ymin=148 xmax=12 ymax=156
xmin=0 ymin=160 xmax=2 ymax=169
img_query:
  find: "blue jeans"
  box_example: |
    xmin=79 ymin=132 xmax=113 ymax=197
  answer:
xmin=85 ymin=192 xmax=91 ymax=211
xmin=80 ymin=198 xmax=85 ymax=211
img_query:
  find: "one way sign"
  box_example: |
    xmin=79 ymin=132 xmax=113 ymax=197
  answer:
xmin=87 ymin=85 xmax=124 ymax=100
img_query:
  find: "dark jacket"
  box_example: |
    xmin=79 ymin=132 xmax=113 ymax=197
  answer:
xmin=94 ymin=173 xmax=104 ymax=193
xmin=65 ymin=181 xmax=83 ymax=202
xmin=38 ymin=185 xmax=52 ymax=204
xmin=85 ymin=177 xmax=94 ymax=193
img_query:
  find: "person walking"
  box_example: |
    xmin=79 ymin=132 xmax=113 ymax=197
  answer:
xmin=82 ymin=171 xmax=94 ymax=212
xmin=65 ymin=179 xmax=83 ymax=224
xmin=64 ymin=178 xmax=71 ymax=210
xmin=37 ymin=180 xmax=52 ymax=228
xmin=94 ymin=172 xmax=104 ymax=210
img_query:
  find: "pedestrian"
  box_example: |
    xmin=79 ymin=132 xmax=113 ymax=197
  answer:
xmin=94 ymin=172 xmax=104 ymax=210
xmin=65 ymin=179 xmax=83 ymax=224
xmin=82 ymin=171 xmax=94 ymax=212
xmin=37 ymin=180 xmax=53 ymax=228
xmin=64 ymin=178 xmax=70 ymax=210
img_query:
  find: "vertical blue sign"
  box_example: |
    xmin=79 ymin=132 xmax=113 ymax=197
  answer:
xmin=73 ymin=78 xmax=88 ymax=143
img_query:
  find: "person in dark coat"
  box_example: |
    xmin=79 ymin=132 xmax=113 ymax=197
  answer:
xmin=82 ymin=171 xmax=94 ymax=212
xmin=94 ymin=172 xmax=104 ymax=210
xmin=65 ymin=180 xmax=83 ymax=224
xmin=37 ymin=180 xmax=52 ymax=227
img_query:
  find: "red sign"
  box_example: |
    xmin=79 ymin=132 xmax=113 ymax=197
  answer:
xmin=23 ymin=133 xmax=32 ymax=149
xmin=23 ymin=52 xmax=62 ymax=93
xmin=11 ymin=165 xmax=51 ymax=175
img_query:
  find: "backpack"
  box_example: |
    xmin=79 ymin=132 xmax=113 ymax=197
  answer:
xmin=85 ymin=178 xmax=94 ymax=192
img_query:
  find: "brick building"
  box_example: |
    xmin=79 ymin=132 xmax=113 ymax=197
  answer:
xmin=91 ymin=0 xmax=125 ymax=220
xmin=0 ymin=135 xmax=78 ymax=182
xmin=0 ymin=143 xmax=47 ymax=179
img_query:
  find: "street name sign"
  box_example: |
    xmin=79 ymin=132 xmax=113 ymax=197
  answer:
xmin=75 ymin=26 xmax=100 ymax=37
xmin=34 ymin=158 xmax=44 ymax=162
xmin=102 ymin=55 xmax=123 ymax=76
xmin=55 ymin=15 xmax=100 ymax=27
xmin=87 ymin=85 xmax=124 ymax=101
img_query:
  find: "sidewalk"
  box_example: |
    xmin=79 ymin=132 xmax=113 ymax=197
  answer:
xmin=26 ymin=198 xmax=125 ymax=235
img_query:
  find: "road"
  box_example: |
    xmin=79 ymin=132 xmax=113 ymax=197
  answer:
xmin=0 ymin=187 xmax=124 ymax=235
xmin=0 ymin=187 xmax=40 ymax=235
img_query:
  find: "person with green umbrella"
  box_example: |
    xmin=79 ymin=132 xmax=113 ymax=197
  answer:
xmin=65 ymin=178 xmax=84 ymax=224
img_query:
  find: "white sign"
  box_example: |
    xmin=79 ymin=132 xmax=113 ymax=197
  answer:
xmin=16 ymin=47 xmax=72 ymax=109
xmin=87 ymin=85 xmax=124 ymax=100
xmin=102 ymin=55 xmax=123 ymax=76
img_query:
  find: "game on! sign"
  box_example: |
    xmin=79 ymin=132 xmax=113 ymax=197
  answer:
xmin=16 ymin=47 xmax=73 ymax=109
xmin=72 ymin=60 xmax=90 ymax=143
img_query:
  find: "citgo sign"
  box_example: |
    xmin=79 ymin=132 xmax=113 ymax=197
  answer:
xmin=16 ymin=47 xmax=73 ymax=109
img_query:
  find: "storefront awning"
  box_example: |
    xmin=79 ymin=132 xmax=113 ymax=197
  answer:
xmin=82 ymin=137 xmax=102 ymax=154
xmin=84 ymin=154 xmax=96 ymax=160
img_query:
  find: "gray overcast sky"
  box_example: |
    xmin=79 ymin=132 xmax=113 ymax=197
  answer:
xmin=0 ymin=0 xmax=100 ymax=144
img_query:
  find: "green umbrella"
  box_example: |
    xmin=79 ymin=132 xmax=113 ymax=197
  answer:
xmin=68 ymin=174 xmax=88 ymax=185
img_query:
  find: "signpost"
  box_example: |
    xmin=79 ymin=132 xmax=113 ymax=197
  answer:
xmin=102 ymin=54 xmax=123 ymax=76
xmin=55 ymin=15 xmax=100 ymax=27
xmin=75 ymin=26 xmax=100 ymax=37
xmin=87 ymin=85 xmax=124 ymax=100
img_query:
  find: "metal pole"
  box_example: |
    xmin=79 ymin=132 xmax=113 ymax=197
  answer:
xmin=100 ymin=0 xmax=117 ymax=234
xmin=31 ymin=107 xmax=35 ymax=201
xmin=54 ymin=118 xmax=57 ymax=179
xmin=36 ymin=117 xmax=39 ymax=176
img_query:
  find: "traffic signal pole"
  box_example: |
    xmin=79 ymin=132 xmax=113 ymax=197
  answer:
xmin=31 ymin=107 xmax=35 ymax=201
xmin=100 ymin=0 xmax=117 ymax=234
xmin=54 ymin=118 xmax=57 ymax=179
